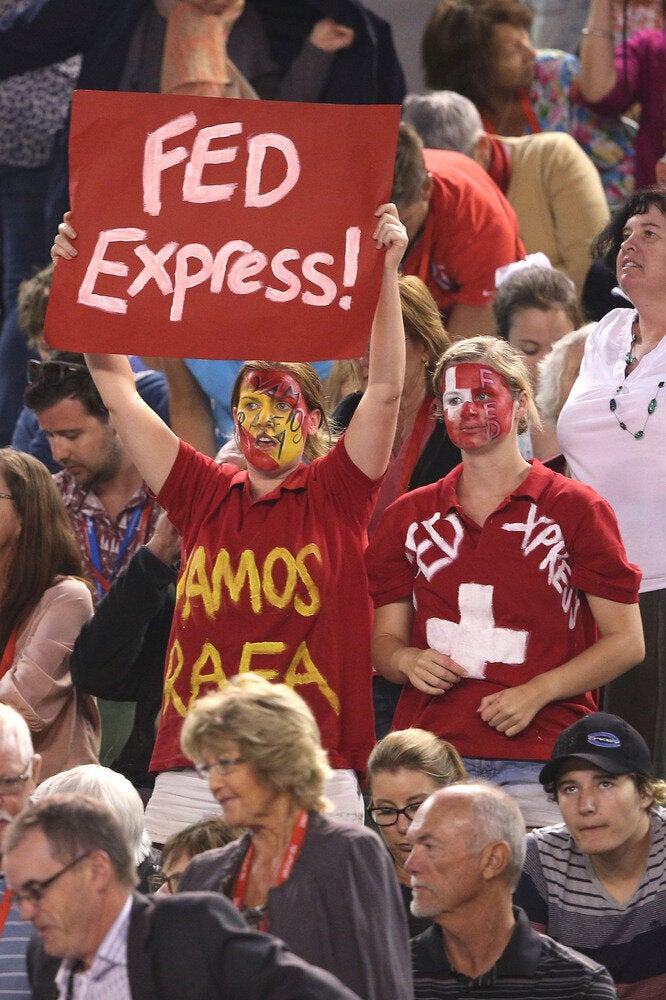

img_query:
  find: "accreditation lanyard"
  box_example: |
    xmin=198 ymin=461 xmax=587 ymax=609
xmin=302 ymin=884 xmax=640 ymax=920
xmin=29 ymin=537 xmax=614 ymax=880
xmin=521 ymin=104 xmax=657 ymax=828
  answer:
xmin=84 ymin=502 xmax=151 ymax=599
xmin=232 ymin=809 xmax=309 ymax=930
xmin=0 ymin=888 xmax=12 ymax=937
xmin=397 ymin=396 xmax=433 ymax=497
xmin=0 ymin=631 xmax=17 ymax=681
xmin=480 ymin=89 xmax=541 ymax=136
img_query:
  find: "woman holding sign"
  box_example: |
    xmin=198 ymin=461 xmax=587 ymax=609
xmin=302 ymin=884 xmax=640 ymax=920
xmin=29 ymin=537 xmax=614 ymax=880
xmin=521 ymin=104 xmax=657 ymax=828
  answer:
xmin=53 ymin=203 xmax=407 ymax=843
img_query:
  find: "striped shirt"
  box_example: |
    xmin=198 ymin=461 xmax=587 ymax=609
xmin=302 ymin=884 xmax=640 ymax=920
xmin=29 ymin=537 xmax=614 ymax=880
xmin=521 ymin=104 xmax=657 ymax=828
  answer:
xmin=54 ymin=473 xmax=159 ymax=607
xmin=412 ymin=906 xmax=617 ymax=999
xmin=55 ymin=895 xmax=132 ymax=1000
xmin=515 ymin=810 xmax=666 ymax=999
xmin=0 ymin=875 xmax=31 ymax=998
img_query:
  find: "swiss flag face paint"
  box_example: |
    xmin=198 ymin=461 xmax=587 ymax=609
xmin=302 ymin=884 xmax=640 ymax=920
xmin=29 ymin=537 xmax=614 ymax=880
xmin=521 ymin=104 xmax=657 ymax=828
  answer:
xmin=235 ymin=368 xmax=313 ymax=472
xmin=441 ymin=363 xmax=515 ymax=450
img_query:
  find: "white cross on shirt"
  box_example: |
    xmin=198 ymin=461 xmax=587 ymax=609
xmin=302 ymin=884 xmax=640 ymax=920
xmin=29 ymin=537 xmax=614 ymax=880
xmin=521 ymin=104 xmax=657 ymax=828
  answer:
xmin=426 ymin=583 xmax=528 ymax=679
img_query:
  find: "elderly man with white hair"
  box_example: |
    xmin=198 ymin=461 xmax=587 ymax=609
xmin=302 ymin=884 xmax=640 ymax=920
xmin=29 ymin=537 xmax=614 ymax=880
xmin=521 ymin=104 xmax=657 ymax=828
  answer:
xmin=33 ymin=763 xmax=158 ymax=890
xmin=0 ymin=703 xmax=42 ymax=997
xmin=402 ymin=90 xmax=609 ymax=296
xmin=405 ymin=782 xmax=617 ymax=998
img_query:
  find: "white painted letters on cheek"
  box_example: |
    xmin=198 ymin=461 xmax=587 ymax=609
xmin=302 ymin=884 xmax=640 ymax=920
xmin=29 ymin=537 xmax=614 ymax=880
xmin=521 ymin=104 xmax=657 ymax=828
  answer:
xmin=245 ymin=133 xmax=301 ymax=208
xmin=143 ymin=113 xmax=197 ymax=217
xmin=182 ymin=123 xmax=243 ymax=204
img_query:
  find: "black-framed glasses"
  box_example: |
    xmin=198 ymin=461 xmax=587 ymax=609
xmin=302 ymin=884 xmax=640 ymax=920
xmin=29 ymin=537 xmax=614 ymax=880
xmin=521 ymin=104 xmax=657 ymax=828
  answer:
xmin=194 ymin=757 xmax=242 ymax=780
xmin=369 ymin=802 xmax=425 ymax=827
xmin=147 ymin=870 xmax=184 ymax=894
xmin=12 ymin=852 xmax=92 ymax=907
xmin=0 ymin=760 xmax=32 ymax=794
xmin=26 ymin=359 xmax=88 ymax=387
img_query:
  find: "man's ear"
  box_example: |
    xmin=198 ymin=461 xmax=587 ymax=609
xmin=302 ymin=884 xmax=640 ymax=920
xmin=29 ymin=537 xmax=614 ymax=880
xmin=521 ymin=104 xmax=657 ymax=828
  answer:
xmin=421 ymin=172 xmax=433 ymax=201
xmin=474 ymin=133 xmax=493 ymax=172
xmin=31 ymin=754 xmax=42 ymax=787
xmin=481 ymin=840 xmax=511 ymax=882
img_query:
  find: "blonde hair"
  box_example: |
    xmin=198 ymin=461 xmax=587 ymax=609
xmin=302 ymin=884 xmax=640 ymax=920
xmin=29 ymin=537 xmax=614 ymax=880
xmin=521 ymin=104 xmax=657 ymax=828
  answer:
xmin=432 ymin=335 xmax=540 ymax=434
xmin=180 ymin=675 xmax=331 ymax=813
xmin=367 ymin=728 xmax=467 ymax=791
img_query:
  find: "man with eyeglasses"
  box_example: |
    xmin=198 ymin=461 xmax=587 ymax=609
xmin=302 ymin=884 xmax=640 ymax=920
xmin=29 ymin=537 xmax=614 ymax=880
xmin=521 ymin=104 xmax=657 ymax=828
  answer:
xmin=0 ymin=704 xmax=41 ymax=999
xmin=4 ymin=794 xmax=363 ymax=1000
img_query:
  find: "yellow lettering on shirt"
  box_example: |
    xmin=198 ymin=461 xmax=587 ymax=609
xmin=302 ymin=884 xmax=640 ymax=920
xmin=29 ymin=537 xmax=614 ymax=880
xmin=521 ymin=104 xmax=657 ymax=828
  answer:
xmin=162 ymin=638 xmax=340 ymax=717
xmin=188 ymin=642 xmax=229 ymax=708
xmin=176 ymin=544 xmax=322 ymax=618
xmin=238 ymin=641 xmax=285 ymax=678
xmin=284 ymin=641 xmax=340 ymax=714
xmin=294 ymin=544 xmax=322 ymax=616
xmin=162 ymin=640 xmax=188 ymax=717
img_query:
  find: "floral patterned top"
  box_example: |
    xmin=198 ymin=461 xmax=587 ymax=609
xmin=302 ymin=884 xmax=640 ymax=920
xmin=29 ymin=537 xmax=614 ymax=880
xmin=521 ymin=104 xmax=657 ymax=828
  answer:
xmin=530 ymin=50 xmax=635 ymax=208
xmin=485 ymin=49 xmax=635 ymax=208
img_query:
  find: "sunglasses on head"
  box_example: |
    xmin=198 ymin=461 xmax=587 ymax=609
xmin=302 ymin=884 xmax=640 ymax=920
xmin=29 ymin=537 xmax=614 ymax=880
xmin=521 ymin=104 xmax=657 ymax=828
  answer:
xmin=26 ymin=359 xmax=88 ymax=387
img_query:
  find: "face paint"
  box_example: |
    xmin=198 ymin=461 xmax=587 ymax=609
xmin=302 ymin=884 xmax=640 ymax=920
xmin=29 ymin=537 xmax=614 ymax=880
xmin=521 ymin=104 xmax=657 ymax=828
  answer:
xmin=441 ymin=363 xmax=515 ymax=449
xmin=235 ymin=368 xmax=312 ymax=472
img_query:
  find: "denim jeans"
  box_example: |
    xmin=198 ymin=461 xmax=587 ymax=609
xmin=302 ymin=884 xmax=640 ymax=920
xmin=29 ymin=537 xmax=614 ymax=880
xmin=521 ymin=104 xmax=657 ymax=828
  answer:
xmin=462 ymin=756 xmax=561 ymax=828
xmin=0 ymin=162 xmax=54 ymax=444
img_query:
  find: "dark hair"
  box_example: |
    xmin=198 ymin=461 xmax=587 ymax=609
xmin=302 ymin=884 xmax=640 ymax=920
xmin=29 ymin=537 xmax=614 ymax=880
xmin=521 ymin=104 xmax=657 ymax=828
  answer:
xmin=230 ymin=360 xmax=330 ymax=461
xmin=23 ymin=351 xmax=109 ymax=421
xmin=0 ymin=449 xmax=83 ymax=656
xmin=593 ymin=186 xmax=666 ymax=269
xmin=392 ymin=122 xmax=428 ymax=209
xmin=4 ymin=793 xmax=137 ymax=888
xmin=493 ymin=267 xmax=582 ymax=340
xmin=161 ymin=816 xmax=240 ymax=870
xmin=422 ymin=0 xmax=533 ymax=106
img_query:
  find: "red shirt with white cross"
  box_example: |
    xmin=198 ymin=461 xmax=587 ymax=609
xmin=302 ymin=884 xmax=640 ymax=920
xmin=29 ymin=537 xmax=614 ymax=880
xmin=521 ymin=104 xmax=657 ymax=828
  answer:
xmin=366 ymin=460 xmax=641 ymax=761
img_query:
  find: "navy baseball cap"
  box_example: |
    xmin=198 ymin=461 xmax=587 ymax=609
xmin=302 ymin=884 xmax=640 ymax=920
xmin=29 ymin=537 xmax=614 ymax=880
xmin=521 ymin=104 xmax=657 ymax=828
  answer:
xmin=539 ymin=712 xmax=653 ymax=786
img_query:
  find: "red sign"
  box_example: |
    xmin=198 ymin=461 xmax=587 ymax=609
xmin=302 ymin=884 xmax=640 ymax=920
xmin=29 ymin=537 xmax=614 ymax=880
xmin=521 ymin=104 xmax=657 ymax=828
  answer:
xmin=45 ymin=90 xmax=400 ymax=361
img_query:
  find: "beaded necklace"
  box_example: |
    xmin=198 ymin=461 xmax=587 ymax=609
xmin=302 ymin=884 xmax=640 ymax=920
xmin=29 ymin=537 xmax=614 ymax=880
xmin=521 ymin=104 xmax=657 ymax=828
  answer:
xmin=609 ymin=322 xmax=665 ymax=439
xmin=609 ymin=382 xmax=665 ymax=438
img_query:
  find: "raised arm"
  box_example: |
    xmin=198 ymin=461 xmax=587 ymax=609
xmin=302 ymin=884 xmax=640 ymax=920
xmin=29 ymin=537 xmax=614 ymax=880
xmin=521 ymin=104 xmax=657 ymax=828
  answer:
xmin=478 ymin=595 xmax=645 ymax=737
xmin=344 ymin=203 xmax=407 ymax=480
xmin=52 ymin=214 xmax=180 ymax=493
xmin=84 ymin=353 xmax=180 ymax=494
xmin=579 ymin=0 xmax=617 ymax=102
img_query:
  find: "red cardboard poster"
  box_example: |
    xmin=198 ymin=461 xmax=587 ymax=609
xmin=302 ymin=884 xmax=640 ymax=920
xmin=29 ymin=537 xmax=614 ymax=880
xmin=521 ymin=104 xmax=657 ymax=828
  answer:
xmin=45 ymin=90 xmax=400 ymax=361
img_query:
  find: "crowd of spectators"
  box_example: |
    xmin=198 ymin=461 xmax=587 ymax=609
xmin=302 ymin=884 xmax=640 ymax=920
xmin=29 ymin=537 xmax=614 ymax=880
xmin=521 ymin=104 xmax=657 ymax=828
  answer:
xmin=0 ymin=0 xmax=665 ymax=997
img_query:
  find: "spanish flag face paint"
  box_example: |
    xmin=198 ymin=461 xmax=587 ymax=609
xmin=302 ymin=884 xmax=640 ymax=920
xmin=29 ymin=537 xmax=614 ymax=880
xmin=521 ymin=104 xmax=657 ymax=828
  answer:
xmin=235 ymin=368 xmax=313 ymax=472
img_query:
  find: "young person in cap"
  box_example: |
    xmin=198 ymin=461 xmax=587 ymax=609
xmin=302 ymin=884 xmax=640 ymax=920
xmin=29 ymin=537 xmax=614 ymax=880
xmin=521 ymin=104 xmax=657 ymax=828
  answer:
xmin=514 ymin=711 xmax=666 ymax=999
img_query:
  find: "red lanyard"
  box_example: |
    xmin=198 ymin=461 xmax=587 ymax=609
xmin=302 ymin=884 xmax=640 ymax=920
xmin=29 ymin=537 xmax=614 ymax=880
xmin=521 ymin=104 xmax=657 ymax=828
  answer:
xmin=0 ymin=888 xmax=12 ymax=936
xmin=416 ymin=209 xmax=436 ymax=286
xmin=0 ymin=631 xmax=17 ymax=681
xmin=518 ymin=88 xmax=542 ymax=134
xmin=397 ymin=397 xmax=433 ymax=496
xmin=480 ymin=89 xmax=542 ymax=136
xmin=232 ymin=810 xmax=309 ymax=929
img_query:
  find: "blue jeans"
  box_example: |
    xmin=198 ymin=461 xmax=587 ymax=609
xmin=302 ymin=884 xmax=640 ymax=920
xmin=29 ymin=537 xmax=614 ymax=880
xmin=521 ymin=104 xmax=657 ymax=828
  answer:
xmin=462 ymin=756 xmax=561 ymax=828
xmin=0 ymin=162 xmax=55 ymax=445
